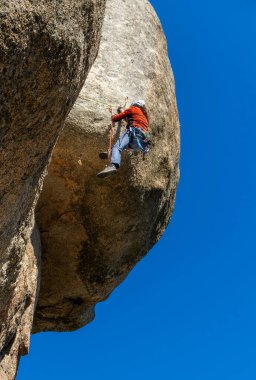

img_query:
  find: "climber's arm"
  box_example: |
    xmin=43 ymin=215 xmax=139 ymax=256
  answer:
xmin=111 ymin=107 xmax=132 ymax=123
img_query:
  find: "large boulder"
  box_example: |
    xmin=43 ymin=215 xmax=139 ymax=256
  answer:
xmin=34 ymin=0 xmax=180 ymax=332
xmin=0 ymin=1 xmax=106 ymax=378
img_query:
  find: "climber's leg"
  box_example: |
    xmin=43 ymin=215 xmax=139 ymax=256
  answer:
xmin=97 ymin=131 xmax=130 ymax=178
xmin=110 ymin=130 xmax=130 ymax=168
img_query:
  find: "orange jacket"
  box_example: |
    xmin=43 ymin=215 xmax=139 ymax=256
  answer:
xmin=112 ymin=106 xmax=149 ymax=132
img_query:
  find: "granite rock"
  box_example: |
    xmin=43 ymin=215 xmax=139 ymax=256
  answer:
xmin=34 ymin=0 xmax=180 ymax=332
xmin=0 ymin=1 xmax=106 ymax=377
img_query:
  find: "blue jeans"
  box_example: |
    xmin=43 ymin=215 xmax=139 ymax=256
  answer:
xmin=111 ymin=130 xmax=140 ymax=167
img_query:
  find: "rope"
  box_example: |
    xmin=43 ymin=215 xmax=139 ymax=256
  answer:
xmin=83 ymin=95 xmax=118 ymax=109
xmin=83 ymin=95 xmax=129 ymax=110
xmin=108 ymin=108 xmax=115 ymax=161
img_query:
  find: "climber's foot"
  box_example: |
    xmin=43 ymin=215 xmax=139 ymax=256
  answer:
xmin=99 ymin=151 xmax=108 ymax=160
xmin=97 ymin=164 xmax=117 ymax=178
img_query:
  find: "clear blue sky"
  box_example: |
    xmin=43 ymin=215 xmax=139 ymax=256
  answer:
xmin=18 ymin=1 xmax=256 ymax=379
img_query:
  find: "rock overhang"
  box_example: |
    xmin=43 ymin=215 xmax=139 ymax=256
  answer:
xmin=34 ymin=0 xmax=180 ymax=333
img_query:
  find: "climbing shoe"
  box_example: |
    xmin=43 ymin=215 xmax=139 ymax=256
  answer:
xmin=99 ymin=151 xmax=108 ymax=160
xmin=97 ymin=164 xmax=117 ymax=178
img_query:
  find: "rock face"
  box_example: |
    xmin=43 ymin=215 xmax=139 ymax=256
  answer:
xmin=0 ymin=1 xmax=106 ymax=378
xmin=0 ymin=226 xmax=41 ymax=380
xmin=34 ymin=0 xmax=180 ymax=332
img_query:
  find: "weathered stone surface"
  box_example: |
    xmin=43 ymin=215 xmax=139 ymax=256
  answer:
xmin=0 ymin=226 xmax=41 ymax=380
xmin=0 ymin=1 xmax=106 ymax=378
xmin=34 ymin=0 xmax=180 ymax=332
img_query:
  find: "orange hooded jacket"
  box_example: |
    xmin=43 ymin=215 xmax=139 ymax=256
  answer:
xmin=111 ymin=106 xmax=149 ymax=132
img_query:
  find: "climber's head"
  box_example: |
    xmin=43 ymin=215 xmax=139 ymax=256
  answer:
xmin=131 ymin=99 xmax=146 ymax=108
xmin=131 ymin=99 xmax=149 ymax=122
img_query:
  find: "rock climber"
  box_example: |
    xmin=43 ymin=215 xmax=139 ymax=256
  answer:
xmin=97 ymin=99 xmax=150 ymax=178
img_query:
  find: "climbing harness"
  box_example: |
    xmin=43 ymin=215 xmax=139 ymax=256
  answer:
xmin=129 ymin=127 xmax=151 ymax=156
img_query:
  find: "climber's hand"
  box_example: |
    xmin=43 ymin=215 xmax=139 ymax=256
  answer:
xmin=117 ymin=105 xmax=123 ymax=113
